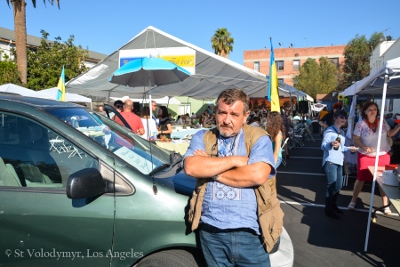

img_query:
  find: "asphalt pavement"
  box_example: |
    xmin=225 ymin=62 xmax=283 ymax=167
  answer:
xmin=277 ymin=132 xmax=400 ymax=267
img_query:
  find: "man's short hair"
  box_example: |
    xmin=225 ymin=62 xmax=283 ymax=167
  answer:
xmin=216 ymin=89 xmax=250 ymax=113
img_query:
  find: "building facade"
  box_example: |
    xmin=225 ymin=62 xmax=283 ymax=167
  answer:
xmin=244 ymin=45 xmax=346 ymax=86
xmin=370 ymin=39 xmax=400 ymax=72
xmin=0 ymin=27 xmax=106 ymax=68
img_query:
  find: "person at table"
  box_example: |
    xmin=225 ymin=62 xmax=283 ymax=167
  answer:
xmin=139 ymin=106 xmax=158 ymax=140
xmin=322 ymin=110 xmax=357 ymax=219
xmin=157 ymin=106 xmax=173 ymax=139
xmin=182 ymin=88 xmax=277 ymax=267
xmin=247 ymin=115 xmax=261 ymax=127
xmin=205 ymin=114 xmax=216 ymax=126
xmin=150 ymin=100 xmax=159 ymax=127
xmin=282 ymin=101 xmax=292 ymax=159
xmin=114 ymin=99 xmax=145 ymax=135
xmin=176 ymin=115 xmax=183 ymax=125
xmin=98 ymin=106 xmax=107 ymax=116
xmin=348 ymin=102 xmax=400 ymax=215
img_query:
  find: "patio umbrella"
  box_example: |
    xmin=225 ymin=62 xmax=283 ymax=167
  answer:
xmin=109 ymin=57 xmax=190 ymax=138
xmin=109 ymin=57 xmax=190 ymax=88
xmin=109 ymin=58 xmax=190 ymax=106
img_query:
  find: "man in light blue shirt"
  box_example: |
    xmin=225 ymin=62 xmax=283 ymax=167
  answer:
xmin=183 ymin=89 xmax=276 ymax=267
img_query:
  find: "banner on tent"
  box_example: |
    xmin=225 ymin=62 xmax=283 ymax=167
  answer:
xmin=119 ymin=47 xmax=196 ymax=75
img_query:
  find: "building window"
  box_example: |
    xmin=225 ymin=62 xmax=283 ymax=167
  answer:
xmin=276 ymin=60 xmax=284 ymax=71
xmin=293 ymin=78 xmax=298 ymax=85
xmin=278 ymin=78 xmax=284 ymax=84
xmin=330 ymin=58 xmax=339 ymax=68
xmin=293 ymin=60 xmax=300 ymax=71
xmin=254 ymin=61 xmax=260 ymax=72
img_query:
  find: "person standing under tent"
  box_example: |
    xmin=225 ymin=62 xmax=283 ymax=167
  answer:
xmin=151 ymin=101 xmax=159 ymax=127
xmin=348 ymin=102 xmax=400 ymax=214
xmin=157 ymin=106 xmax=173 ymax=139
xmin=319 ymin=102 xmax=343 ymax=134
xmin=321 ymin=110 xmax=357 ymax=219
xmin=114 ymin=100 xmax=145 ymax=135
xmin=266 ymin=111 xmax=285 ymax=168
xmin=139 ymin=106 xmax=158 ymax=140
xmin=282 ymin=101 xmax=292 ymax=158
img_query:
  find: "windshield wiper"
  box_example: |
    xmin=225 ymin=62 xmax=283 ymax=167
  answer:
xmin=148 ymin=163 xmax=170 ymax=177
xmin=149 ymin=151 xmax=183 ymax=178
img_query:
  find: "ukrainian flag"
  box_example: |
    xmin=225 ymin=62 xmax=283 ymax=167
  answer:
xmin=268 ymin=39 xmax=280 ymax=112
xmin=57 ymin=66 xmax=66 ymax=101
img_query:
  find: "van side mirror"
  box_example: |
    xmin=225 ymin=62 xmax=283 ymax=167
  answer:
xmin=67 ymin=168 xmax=106 ymax=199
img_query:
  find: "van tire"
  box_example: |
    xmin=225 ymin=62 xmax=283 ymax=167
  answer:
xmin=135 ymin=249 xmax=198 ymax=267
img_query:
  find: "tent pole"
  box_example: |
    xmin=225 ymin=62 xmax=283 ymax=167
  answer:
xmin=364 ymin=74 xmax=389 ymax=252
xmin=148 ymin=74 xmax=152 ymax=137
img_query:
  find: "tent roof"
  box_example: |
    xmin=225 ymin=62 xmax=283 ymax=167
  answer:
xmin=342 ymin=57 xmax=400 ymax=97
xmin=0 ymin=83 xmax=43 ymax=98
xmin=249 ymin=82 xmax=314 ymax=102
xmin=66 ymin=26 xmax=275 ymax=101
xmin=36 ymin=87 xmax=92 ymax=103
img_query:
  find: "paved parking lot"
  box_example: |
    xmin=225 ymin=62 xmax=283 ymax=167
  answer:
xmin=278 ymin=133 xmax=399 ymax=267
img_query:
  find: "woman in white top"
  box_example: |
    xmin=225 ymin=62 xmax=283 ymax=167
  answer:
xmin=349 ymin=102 xmax=400 ymax=214
xmin=140 ymin=106 xmax=158 ymax=140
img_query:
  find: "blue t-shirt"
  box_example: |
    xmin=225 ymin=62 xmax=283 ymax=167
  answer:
xmin=183 ymin=128 xmax=276 ymax=234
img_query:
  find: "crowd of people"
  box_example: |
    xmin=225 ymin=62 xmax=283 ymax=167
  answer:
xmin=97 ymin=101 xmax=219 ymax=141
xmin=91 ymin=90 xmax=399 ymax=266
xmin=97 ymin=95 xmax=398 ymax=222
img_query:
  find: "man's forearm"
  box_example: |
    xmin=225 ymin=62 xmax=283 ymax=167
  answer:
xmin=184 ymin=155 xmax=247 ymax=178
xmin=216 ymin=162 xmax=272 ymax=187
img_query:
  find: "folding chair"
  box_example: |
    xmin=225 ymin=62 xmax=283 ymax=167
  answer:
xmin=49 ymin=136 xmax=69 ymax=153
xmin=68 ymin=146 xmax=83 ymax=159
xmin=281 ymin=137 xmax=289 ymax=166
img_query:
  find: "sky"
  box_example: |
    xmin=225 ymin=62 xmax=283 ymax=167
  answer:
xmin=1 ymin=0 xmax=399 ymax=65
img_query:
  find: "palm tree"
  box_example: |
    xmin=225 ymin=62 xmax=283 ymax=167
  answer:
xmin=211 ymin=28 xmax=234 ymax=58
xmin=6 ymin=0 xmax=60 ymax=85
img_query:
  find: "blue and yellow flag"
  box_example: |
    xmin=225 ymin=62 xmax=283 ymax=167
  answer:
xmin=57 ymin=66 xmax=66 ymax=101
xmin=268 ymin=39 xmax=280 ymax=112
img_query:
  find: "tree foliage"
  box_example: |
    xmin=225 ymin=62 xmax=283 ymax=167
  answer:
xmin=295 ymin=57 xmax=338 ymax=100
xmin=6 ymin=0 xmax=60 ymax=84
xmin=211 ymin=28 xmax=234 ymax=58
xmin=0 ymin=60 xmax=21 ymax=85
xmin=26 ymin=30 xmax=89 ymax=90
xmin=341 ymin=32 xmax=384 ymax=89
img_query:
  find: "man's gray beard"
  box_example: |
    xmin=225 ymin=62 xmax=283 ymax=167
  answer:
xmin=219 ymin=132 xmax=232 ymax=138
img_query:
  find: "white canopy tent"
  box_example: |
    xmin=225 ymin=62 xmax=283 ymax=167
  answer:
xmin=35 ymin=87 xmax=93 ymax=108
xmin=249 ymin=82 xmax=313 ymax=101
xmin=342 ymin=56 xmax=400 ymax=252
xmin=343 ymin=57 xmax=400 ymax=97
xmin=66 ymin=26 xmax=277 ymax=101
xmin=0 ymin=83 xmax=46 ymax=98
xmin=0 ymin=84 xmax=93 ymax=108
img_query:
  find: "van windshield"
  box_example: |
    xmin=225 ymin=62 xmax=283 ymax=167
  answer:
xmin=46 ymin=107 xmax=172 ymax=175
